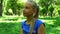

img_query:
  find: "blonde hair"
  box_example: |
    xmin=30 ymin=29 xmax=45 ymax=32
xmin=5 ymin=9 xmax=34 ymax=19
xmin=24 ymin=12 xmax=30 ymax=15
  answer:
xmin=26 ymin=0 xmax=39 ymax=34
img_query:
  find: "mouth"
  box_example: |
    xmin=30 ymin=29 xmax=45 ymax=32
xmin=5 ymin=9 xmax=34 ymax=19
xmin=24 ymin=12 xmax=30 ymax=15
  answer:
xmin=23 ymin=12 xmax=26 ymax=14
xmin=23 ymin=12 xmax=27 ymax=14
xmin=23 ymin=12 xmax=27 ymax=15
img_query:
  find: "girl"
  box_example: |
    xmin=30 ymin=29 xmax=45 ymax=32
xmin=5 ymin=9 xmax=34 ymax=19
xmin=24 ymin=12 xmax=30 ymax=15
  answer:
xmin=20 ymin=0 xmax=45 ymax=34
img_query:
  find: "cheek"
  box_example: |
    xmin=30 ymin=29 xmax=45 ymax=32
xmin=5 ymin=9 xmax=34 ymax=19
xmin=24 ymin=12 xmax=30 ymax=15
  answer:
xmin=23 ymin=9 xmax=30 ymax=14
xmin=23 ymin=9 xmax=33 ymax=14
xmin=23 ymin=9 xmax=34 ymax=16
xmin=29 ymin=11 xmax=34 ymax=15
xmin=27 ymin=9 xmax=34 ymax=15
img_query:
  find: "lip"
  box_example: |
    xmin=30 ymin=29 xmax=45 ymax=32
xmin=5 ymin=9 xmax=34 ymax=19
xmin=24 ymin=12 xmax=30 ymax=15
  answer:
xmin=23 ymin=12 xmax=27 ymax=14
xmin=23 ymin=13 xmax=26 ymax=14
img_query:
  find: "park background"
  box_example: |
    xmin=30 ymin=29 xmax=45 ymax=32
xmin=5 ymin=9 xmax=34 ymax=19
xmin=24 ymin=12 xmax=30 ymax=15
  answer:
xmin=0 ymin=0 xmax=60 ymax=34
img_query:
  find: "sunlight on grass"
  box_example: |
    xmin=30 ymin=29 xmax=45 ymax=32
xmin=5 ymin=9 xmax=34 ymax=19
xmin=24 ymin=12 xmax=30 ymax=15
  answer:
xmin=41 ymin=20 xmax=56 ymax=25
xmin=49 ymin=33 xmax=55 ymax=34
xmin=21 ymin=0 xmax=27 ymax=2
xmin=17 ymin=0 xmax=27 ymax=3
xmin=0 ymin=21 xmax=20 ymax=23
xmin=55 ymin=26 xmax=60 ymax=30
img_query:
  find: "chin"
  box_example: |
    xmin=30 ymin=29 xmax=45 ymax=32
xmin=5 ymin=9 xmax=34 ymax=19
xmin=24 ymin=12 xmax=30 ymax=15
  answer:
xmin=23 ymin=15 xmax=27 ymax=17
xmin=23 ymin=15 xmax=29 ymax=17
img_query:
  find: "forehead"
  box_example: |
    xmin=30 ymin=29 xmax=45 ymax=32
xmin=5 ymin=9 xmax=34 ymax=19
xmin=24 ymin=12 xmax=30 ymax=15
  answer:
xmin=25 ymin=2 xmax=33 ymax=7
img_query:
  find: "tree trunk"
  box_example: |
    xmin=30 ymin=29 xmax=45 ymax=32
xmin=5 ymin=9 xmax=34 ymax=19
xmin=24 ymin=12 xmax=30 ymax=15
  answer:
xmin=0 ymin=0 xmax=3 ymax=16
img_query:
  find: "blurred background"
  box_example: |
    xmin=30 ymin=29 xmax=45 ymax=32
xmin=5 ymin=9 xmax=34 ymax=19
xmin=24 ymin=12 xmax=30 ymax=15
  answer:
xmin=0 ymin=0 xmax=60 ymax=34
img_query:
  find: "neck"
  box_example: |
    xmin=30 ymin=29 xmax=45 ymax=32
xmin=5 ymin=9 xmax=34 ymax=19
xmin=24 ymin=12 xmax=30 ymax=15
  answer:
xmin=26 ymin=16 xmax=34 ymax=25
xmin=27 ymin=16 xmax=34 ymax=22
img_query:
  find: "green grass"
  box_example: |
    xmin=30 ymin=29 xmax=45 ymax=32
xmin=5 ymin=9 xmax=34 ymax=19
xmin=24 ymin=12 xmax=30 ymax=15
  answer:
xmin=40 ymin=17 xmax=60 ymax=34
xmin=0 ymin=22 xmax=20 ymax=34
xmin=0 ymin=16 xmax=60 ymax=34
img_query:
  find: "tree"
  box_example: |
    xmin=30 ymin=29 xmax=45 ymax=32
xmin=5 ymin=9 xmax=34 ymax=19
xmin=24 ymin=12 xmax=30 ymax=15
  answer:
xmin=0 ymin=0 xmax=3 ymax=16
xmin=38 ymin=0 xmax=54 ymax=16
xmin=58 ymin=10 xmax=60 ymax=16
xmin=6 ymin=0 xmax=18 ymax=15
xmin=5 ymin=0 xmax=24 ymax=16
xmin=49 ymin=5 xmax=54 ymax=17
xmin=54 ymin=0 xmax=60 ymax=5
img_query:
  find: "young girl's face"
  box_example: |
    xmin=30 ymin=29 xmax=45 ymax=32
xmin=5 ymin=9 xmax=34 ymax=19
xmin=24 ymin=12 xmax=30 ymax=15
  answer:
xmin=23 ymin=2 xmax=34 ymax=17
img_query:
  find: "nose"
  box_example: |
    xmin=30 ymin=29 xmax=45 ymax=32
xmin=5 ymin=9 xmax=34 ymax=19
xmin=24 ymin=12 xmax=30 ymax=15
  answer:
xmin=23 ymin=9 xmax=28 ymax=13
xmin=23 ymin=9 xmax=25 ymax=12
xmin=23 ymin=9 xmax=26 ymax=13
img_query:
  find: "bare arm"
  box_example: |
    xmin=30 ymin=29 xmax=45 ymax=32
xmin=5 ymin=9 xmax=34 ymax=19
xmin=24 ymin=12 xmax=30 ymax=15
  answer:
xmin=38 ymin=24 xmax=45 ymax=34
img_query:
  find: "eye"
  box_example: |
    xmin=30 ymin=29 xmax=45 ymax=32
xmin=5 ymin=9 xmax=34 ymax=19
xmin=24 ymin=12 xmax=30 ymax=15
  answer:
xmin=25 ymin=6 xmax=29 ymax=9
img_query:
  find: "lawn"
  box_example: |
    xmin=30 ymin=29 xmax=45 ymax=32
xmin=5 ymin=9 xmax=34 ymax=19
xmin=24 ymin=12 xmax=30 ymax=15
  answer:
xmin=0 ymin=16 xmax=60 ymax=34
xmin=40 ymin=16 xmax=60 ymax=34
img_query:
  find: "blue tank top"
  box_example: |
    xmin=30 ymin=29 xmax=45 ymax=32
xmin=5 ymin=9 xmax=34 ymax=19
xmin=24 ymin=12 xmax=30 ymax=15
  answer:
xmin=21 ymin=19 xmax=43 ymax=34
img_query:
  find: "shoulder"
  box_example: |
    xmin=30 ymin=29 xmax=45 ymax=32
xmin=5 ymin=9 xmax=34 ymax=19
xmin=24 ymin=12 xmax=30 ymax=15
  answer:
xmin=33 ymin=19 xmax=44 ymax=30
xmin=36 ymin=19 xmax=43 ymax=25
xmin=38 ymin=24 xmax=45 ymax=34
xmin=35 ymin=19 xmax=44 ymax=28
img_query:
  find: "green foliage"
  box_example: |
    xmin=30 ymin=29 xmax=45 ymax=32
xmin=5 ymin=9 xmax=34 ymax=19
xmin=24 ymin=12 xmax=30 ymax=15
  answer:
xmin=2 ymin=0 xmax=60 ymax=17
xmin=38 ymin=0 xmax=55 ymax=16
xmin=5 ymin=0 xmax=24 ymax=15
xmin=55 ymin=0 xmax=60 ymax=5
xmin=58 ymin=10 xmax=60 ymax=15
